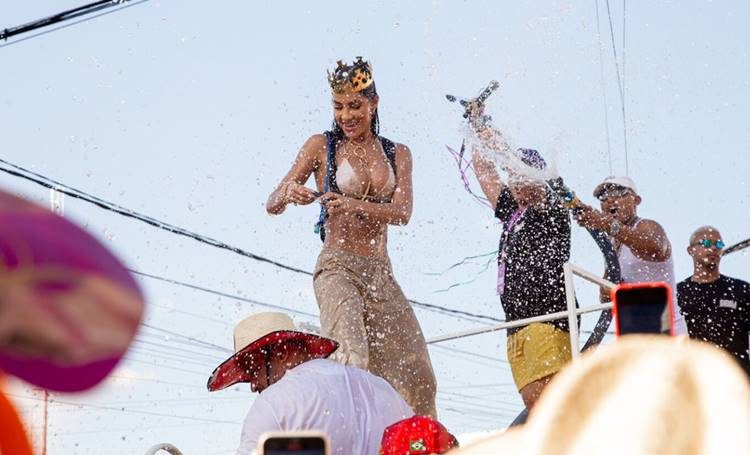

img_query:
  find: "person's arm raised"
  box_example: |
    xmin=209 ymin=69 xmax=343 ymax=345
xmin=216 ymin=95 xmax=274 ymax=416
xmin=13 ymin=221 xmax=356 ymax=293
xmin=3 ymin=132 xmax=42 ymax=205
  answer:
xmin=321 ymin=143 xmax=413 ymax=225
xmin=266 ymin=134 xmax=325 ymax=215
xmin=470 ymin=122 xmax=513 ymax=210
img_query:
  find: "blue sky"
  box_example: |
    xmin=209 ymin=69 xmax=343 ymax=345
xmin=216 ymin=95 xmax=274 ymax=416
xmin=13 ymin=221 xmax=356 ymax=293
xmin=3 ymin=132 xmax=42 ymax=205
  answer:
xmin=2 ymin=1 xmax=749 ymax=453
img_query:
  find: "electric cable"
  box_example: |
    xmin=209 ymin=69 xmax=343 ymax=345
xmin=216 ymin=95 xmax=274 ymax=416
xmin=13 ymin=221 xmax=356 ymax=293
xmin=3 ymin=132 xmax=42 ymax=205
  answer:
xmin=1 ymin=1 xmax=150 ymax=48
xmin=0 ymin=158 xmax=503 ymax=323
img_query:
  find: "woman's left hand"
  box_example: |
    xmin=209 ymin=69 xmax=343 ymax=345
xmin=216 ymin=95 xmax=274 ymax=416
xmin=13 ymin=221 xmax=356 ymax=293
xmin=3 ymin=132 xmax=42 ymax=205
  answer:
xmin=321 ymin=193 xmax=359 ymax=216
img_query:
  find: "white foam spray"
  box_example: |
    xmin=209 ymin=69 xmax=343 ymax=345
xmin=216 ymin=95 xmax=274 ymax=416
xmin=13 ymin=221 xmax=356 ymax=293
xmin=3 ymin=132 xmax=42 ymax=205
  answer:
xmin=462 ymin=123 xmax=559 ymax=183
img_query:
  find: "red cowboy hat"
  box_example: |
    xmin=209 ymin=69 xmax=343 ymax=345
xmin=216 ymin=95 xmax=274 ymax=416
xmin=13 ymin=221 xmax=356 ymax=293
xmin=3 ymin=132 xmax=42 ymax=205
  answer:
xmin=207 ymin=312 xmax=338 ymax=392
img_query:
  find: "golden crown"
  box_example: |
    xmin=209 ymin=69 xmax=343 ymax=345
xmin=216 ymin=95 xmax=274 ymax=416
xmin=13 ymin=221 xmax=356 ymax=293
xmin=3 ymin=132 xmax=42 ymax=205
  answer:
xmin=327 ymin=57 xmax=374 ymax=94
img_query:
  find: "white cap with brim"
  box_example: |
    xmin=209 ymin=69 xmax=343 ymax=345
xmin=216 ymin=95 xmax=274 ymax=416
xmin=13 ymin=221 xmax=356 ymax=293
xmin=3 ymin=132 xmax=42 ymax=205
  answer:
xmin=593 ymin=176 xmax=638 ymax=198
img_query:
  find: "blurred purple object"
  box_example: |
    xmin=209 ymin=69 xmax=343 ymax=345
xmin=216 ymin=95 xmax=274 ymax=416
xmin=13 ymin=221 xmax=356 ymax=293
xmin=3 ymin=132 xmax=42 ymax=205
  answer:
xmin=0 ymin=191 xmax=144 ymax=392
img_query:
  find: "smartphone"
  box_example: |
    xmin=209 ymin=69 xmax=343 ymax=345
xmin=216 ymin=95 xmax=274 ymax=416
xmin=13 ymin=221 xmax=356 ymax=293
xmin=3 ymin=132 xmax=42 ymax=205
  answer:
xmin=258 ymin=431 xmax=331 ymax=455
xmin=611 ymin=282 xmax=674 ymax=336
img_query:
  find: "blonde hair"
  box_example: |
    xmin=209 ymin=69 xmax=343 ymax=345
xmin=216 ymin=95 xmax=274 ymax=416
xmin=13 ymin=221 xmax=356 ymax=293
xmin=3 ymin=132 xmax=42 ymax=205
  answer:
xmin=453 ymin=336 xmax=750 ymax=455
xmin=529 ymin=336 xmax=750 ymax=454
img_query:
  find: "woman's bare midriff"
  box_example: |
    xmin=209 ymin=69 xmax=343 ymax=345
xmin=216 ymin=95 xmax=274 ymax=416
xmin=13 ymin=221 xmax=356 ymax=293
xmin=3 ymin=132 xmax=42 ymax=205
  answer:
xmin=313 ymin=145 xmax=394 ymax=258
xmin=322 ymin=214 xmax=389 ymax=257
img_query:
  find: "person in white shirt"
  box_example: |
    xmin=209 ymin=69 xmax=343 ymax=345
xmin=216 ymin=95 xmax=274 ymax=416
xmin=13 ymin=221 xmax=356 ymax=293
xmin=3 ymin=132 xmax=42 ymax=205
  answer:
xmin=207 ymin=312 xmax=413 ymax=455
xmin=574 ymin=176 xmax=687 ymax=334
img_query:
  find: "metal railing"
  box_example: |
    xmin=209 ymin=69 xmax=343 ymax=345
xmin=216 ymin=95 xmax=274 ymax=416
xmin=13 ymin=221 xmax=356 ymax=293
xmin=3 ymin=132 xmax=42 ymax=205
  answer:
xmin=427 ymin=262 xmax=616 ymax=359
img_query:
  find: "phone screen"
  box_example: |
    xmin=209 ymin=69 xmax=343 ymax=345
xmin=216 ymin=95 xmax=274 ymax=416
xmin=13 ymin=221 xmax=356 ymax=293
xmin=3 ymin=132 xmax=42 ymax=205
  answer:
xmin=262 ymin=436 xmax=326 ymax=455
xmin=614 ymin=286 xmax=671 ymax=335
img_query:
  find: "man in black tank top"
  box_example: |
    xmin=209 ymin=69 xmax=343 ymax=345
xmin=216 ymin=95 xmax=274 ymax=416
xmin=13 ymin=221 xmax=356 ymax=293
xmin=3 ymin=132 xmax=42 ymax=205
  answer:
xmin=677 ymin=226 xmax=750 ymax=377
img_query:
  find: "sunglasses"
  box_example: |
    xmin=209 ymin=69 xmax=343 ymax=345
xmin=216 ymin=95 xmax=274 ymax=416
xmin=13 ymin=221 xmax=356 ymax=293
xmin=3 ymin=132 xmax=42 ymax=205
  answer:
xmin=597 ymin=188 xmax=634 ymax=202
xmin=694 ymin=239 xmax=725 ymax=249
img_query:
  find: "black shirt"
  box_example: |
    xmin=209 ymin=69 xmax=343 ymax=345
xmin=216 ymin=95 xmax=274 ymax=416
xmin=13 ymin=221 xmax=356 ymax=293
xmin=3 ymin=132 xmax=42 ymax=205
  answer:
xmin=677 ymin=275 xmax=750 ymax=376
xmin=495 ymin=187 xmax=571 ymax=333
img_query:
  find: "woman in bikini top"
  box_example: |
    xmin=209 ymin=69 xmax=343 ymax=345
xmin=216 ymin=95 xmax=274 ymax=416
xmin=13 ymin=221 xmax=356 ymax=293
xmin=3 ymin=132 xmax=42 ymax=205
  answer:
xmin=264 ymin=57 xmax=437 ymax=417
xmin=265 ymin=57 xmax=411 ymax=258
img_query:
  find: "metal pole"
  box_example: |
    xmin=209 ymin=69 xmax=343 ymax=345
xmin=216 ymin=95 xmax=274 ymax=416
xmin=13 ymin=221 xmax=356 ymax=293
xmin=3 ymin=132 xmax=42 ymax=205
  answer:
xmin=569 ymin=262 xmax=616 ymax=289
xmin=427 ymin=302 xmax=613 ymax=344
xmin=564 ymin=263 xmax=580 ymax=359
xmin=41 ymin=390 xmax=49 ymax=455
xmin=426 ymin=262 xmax=616 ymax=345
xmin=50 ymin=187 xmax=64 ymax=215
xmin=41 ymin=188 xmax=64 ymax=455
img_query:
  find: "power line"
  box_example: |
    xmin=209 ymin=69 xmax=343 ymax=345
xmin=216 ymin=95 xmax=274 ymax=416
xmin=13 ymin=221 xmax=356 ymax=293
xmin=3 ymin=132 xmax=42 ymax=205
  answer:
xmin=130 ymin=337 xmax=226 ymax=366
xmin=136 ymin=322 xmax=516 ymax=390
xmin=140 ymin=323 xmax=232 ymax=353
xmin=1 ymin=1 xmax=150 ymax=48
xmin=136 ymin=330 xmax=228 ymax=354
xmin=438 ymin=390 xmax=520 ymax=410
xmin=439 ymin=382 xmax=514 ymax=390
xmin=604 ymin=0 xmax=629 ymax=175
xmin=131 ymin=269 xmax=318 ymax=319
xmin=7 ymin=393 xmax=240 ymax=425
xmin=0 ymin=159 xmax=311 ymax=275
xmin=133 ymin=338 xmax=225 ymax=362
xmin=48 ymin=422 xmax=215 ymax=437
xmin=108 ymin=374 xmax=234 ymax=392
xmin=135 ymin=267 xmax=500 ymax=324
xmin=0 ymin=158 xmax=502 ymax=323
xmin=128 ymin=347 xmax=219 ymax=370
xmin=622 ymin=0 xmax=626 ymax=127
xmin=136 ymin=267 xmax=501 ymax=323
xmin=125 ymin=357 xmax=211 ymax=377
xmin=150 ymin=302 xmax=234 ymax=327
xmin=136 ymin=322 xmax=518 ymax=384
xmin=430 ymin=344 xmax=510 ymax=366
xmin=73 ymin=395 xmax=241 ymax=408
xmin=2 ymin=1 xmax=124 ymax=40
xmin=134 ymin=325 xmax=534 ymax=380
xmin=440 ymin=406 xmax=513 ymax=424
xmin=410 ymin=298 xmax=502 ymax=323
xmin=438 ymin=387 xmax=519 ymax=414
xmin=594 ymin=0 xmax=613 ymax=174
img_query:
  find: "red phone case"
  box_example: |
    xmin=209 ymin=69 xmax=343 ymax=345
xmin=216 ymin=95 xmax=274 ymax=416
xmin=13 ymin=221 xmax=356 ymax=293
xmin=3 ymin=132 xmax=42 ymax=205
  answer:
xmin=611 ymin=281 xmax=675 ymax=337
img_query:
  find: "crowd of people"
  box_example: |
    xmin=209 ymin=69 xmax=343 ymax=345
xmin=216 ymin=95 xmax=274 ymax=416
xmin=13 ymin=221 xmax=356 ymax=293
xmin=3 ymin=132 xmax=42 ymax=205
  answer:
xmin=205 ymin=57 xmax=750 ymax=454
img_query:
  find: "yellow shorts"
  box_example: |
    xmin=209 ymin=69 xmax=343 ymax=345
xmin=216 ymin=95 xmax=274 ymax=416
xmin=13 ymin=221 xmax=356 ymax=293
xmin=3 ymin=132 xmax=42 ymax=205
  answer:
xmin=507 ymin=322 xmax=572 ymax=391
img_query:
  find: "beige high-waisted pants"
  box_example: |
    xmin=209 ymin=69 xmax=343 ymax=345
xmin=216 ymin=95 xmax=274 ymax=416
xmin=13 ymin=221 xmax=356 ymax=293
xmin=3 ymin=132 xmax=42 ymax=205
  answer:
xmin=313 ymin=248 xmax=437 ymax=417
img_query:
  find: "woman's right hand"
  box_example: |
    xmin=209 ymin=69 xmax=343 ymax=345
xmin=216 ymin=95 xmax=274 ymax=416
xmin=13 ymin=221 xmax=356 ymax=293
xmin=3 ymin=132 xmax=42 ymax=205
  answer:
xmin=283 ymin=182 xmax=318 ymax=206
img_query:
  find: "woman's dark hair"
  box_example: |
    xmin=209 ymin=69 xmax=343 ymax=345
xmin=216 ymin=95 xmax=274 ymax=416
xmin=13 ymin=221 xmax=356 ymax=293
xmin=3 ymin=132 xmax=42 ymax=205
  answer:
xmin=331 ymin=82 xmax=379 ymax=143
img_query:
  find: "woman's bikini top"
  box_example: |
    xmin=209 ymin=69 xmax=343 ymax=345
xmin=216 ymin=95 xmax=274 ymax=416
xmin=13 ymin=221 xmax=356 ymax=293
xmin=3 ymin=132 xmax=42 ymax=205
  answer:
xmin=335 ymin=155 xmax=396 ymax=203
xmin=315 ymin=131 xmax=398 ymax=241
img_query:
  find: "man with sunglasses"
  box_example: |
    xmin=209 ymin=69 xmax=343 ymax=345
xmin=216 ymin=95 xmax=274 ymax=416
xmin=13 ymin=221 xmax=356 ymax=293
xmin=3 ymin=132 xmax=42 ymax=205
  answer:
xmin=574 ymin=176 xmax=688 ymax=334
xmin=677 ymin=226 xmax=750 ymax=376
